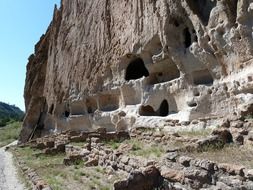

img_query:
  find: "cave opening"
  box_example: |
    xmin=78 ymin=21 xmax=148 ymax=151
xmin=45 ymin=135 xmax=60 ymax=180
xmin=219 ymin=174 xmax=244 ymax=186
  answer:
xmin=139 ymin=100 xmax=169 ymax=117
xmin=99 ymin=95 xmax=119 ymax=112
xmin=87 ymin=107 xmax=92 ymax=114
xmin=188 ymin=102 xmax=197 ymax=107
xmin=185 ymin=0 xmax=217 ymax=26
xmin=37 ymin=112 xmax=45 ymax=130
xmin=48 ymin=104 xmax=54 ymax=114
xmin=125 ymin=58 xmax=149 ymax=81
xmin=146 ymin=62 xmax=180 ymax=85
xmin=86 ymin=98 xmax=97 ymax=114
xmin=227 ymin=0 xmax=238 ymax=25
xmin=139 ymin=105 xmax=157 ymax=116
xmin=192 ymin=69 xmax=214 ymax=85
xmin=70 ymin=101 xmax=86 ymax=115
xmin=174 ymin=20 xmax=180 ymax=27
xmin=184 ymin=27 xmax=192 ymax=48
xmin=159 ymin=100 xmax=169 ymax=117
xmin=64 ymin=110 xmax=70 ymax=118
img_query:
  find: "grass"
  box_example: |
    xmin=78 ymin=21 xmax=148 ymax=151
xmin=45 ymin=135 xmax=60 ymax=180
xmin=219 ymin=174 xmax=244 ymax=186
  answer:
xmin=105 ymin=140 xmax=121 ymax=150
xmin=135 ymin=127 xmax=157 ymax=133
xmin=131 ymin=143 xmax=165 ymax=158
xmin=188 ymin=144 xmax=253 ymax=168
xmin=178 ymin=129 xmax=212 ymax=138
xmin=105 ymin=139 xmax=165 ymax=159
xmin=0 ymin=122 xmax=22 ymax=147
xmin=69 ymin=142 xmax=85 ymax=147
xmin=13 ymin=146 xmax=125 ymax=190
xmin=197 ymin=141 xmax=225 ymax=152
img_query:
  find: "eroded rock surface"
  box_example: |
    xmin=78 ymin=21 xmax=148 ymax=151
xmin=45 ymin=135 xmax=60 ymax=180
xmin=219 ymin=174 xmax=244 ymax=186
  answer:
xmin=20 ymin=1 xmax=253 ymax=145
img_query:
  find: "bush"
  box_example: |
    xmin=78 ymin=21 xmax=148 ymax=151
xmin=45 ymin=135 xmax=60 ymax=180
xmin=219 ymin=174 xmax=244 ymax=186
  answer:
xmin=0 ymin=117 xmax=10 ymax=127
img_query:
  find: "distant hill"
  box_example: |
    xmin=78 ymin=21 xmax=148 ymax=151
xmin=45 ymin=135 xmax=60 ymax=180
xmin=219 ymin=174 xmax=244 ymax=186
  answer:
xmin=0 ymin=102 xmax=24 ymax=127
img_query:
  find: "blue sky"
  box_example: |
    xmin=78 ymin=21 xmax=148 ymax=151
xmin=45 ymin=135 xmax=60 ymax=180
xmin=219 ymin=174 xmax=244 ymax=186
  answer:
xmin=0 ymin=0 xmax=60 ymax=111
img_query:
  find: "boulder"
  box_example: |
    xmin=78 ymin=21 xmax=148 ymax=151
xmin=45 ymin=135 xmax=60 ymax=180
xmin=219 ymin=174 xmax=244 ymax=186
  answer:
xmin=164 ymin=152 xmax=178 ymax=162
xmin=85 ymin=157 xmax=99 ymax=167
xmin=191 ymin=159 xmax=215 ymax=171
xmin=234 ymin=134 xmax=244 ymax=145
xmin=211 ymin=129 xmax=233 ymax=143
xmin=230 ymin=121 xmax=244 ymax=129
xmin=184 ymin=168 xmax=211 ymax=189
xmin=248 ymin=131 xmax=253 ymax=141
xmin=160 ymin=167 xmax=184 ymax=183
xmin=218 ymin=163 xmax=245 ymax=176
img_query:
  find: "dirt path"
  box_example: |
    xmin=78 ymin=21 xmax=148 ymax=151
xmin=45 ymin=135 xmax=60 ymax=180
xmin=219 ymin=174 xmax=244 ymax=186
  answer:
xmin=0 ymin=142 xmax=25 ymax=190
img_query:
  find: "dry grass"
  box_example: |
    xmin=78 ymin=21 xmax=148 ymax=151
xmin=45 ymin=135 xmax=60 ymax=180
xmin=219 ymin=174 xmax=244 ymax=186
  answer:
xmin=128 ymin=140 xmax=165 ymax=158
xmin=105 ymin=139 xmax=165 ymax=159
xmin=12 ymin=152 xmax=33 ymax=190
xmin=188 ymin=144 xmax=253 ymax=168
xmin=13 ymin=146 xmax=125 ymax=190
xmin=178 ymin=128 xmax=212 ymax=138
xmin=0 ymin=122 xmax=21 ymax=147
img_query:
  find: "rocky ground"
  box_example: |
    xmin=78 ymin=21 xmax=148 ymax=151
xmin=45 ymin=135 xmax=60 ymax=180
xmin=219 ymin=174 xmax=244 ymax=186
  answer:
xmin=0 ymin=142 xmax=25 ymax=190
xmin=13 ymin=116 xmax=253 ymax=190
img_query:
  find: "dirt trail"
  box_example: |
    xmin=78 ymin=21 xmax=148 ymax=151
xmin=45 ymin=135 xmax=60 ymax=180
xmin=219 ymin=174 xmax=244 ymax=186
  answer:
xmin=0 ymin=142 xmax=25 ymax=190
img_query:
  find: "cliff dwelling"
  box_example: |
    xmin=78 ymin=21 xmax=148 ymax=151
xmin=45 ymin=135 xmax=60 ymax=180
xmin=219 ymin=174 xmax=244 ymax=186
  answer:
xmin=15 ymin=0 xmax=253 ymax=189
xmin=20 ymin=0 xmax=253 ymax=148
xmin=139 ymin=100 xmax=169 ymax=117
xmin=183 ymin=27 xmax=192 ymax=48
xmin=146 ymin=61 xmax=180 ymax=85
xmin=86 ymin=98 xmax=97 ymax=114
xmin=125 ymin=58 xmax=149 ymax=81
xmin=192 ymin=69 xmax=214 ymax=85
xmin=98 ymin=94 xmax=119 ymax=112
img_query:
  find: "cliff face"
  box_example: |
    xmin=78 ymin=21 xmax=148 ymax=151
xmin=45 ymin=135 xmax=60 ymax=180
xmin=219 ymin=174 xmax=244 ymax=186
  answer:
xmin=20 ymin=0 xmax=253 ymax=142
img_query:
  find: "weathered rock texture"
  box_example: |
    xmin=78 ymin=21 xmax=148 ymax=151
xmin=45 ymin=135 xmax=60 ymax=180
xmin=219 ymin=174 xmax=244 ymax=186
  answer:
xmin=20 ymin=0 xmax=253 ymax=142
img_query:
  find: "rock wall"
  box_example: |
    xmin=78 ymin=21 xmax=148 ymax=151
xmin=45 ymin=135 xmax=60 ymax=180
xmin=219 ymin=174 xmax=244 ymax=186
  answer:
xmin=20 ymin=0 xmax=253 ymax=142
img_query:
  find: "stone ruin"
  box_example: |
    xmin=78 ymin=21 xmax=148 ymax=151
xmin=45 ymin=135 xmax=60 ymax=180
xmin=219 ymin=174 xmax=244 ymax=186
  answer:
xmin=20 ymin=0 xmax=253 ymax=143
xmin=24 ymin=122 xmax=253 ymax=189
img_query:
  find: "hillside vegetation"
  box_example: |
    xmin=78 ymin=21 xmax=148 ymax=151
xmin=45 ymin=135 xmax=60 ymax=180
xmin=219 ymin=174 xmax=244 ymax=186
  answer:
xmin=0 ymin=102 xmax=24 ymax=127
xmin=0 ymin=122 xmax=22 ymax=147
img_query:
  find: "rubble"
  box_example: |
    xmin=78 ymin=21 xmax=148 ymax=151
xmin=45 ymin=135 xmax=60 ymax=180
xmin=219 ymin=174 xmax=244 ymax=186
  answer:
xmin=19 ymin=117 xmax=253 ymax=189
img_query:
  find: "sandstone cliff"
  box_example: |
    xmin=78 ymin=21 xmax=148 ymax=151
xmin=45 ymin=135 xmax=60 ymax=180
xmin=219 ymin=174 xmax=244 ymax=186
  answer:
xmin=20 ymin=0 xmax=253 ymax=142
